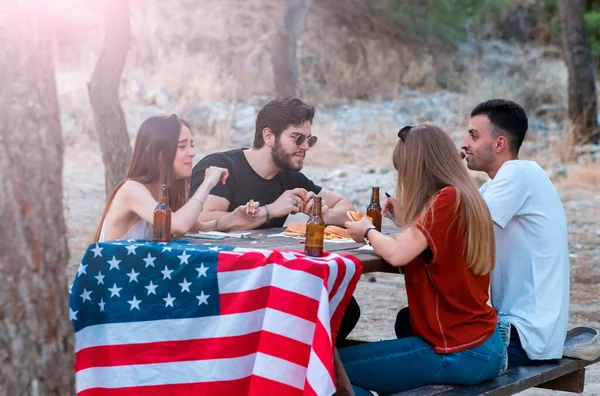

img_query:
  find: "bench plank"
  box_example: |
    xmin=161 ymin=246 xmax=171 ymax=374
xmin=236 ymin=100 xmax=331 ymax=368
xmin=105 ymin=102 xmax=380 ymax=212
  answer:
xmin=390 ymin=357 xmax=600 ymax=395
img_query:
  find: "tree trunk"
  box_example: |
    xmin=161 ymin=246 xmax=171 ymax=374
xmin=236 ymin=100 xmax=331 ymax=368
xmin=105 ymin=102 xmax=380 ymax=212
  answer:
xmin=0 ymin=1 xmax=74 ymax=394
xmin=558 ymin=0 xmax=599 ymax=145
xmin=272 ymin=0 xmax=312 ymax=98
xmin=88 ymin=0 xmax=133 ymax=197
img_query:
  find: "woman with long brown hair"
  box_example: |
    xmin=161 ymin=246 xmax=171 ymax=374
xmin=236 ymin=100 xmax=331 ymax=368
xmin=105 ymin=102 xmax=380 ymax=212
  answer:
xmin=93 ymin=115 xmax=257 ymax=242
xmin=343 ymin=124 xmax=505 ymax=395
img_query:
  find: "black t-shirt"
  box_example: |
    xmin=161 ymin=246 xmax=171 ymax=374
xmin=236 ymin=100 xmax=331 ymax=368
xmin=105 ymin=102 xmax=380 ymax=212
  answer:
xmin=190 ymin=149 xmax=322 ymax=228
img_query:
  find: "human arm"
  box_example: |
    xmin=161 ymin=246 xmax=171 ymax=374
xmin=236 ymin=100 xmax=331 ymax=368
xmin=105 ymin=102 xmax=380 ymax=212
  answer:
xmin=300 ymin=187 xmax=353 ymax=226
xmin=199 ymin=188 xmax=305 ymax=231
xmin=345 ymin=216 xmax=428 ymax=267
xmin=120 ymin=167 xmax=227 ymax=235
xmin=345 ymin=186 xmax=461 ymax=267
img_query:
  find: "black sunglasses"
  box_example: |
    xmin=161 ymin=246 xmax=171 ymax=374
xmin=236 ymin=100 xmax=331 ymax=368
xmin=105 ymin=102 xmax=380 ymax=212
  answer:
xmin=289 ymin=133 xmax=318 ymax=148
xmin=398 ymin=125 xmax=413 ymax=143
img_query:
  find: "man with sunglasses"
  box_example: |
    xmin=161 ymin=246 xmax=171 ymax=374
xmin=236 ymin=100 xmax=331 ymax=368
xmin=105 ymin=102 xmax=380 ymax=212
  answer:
xmin=191 ymin=97 xmax=353 ymax=230
xmin=191 ymin=98 xmax=359 ymax=347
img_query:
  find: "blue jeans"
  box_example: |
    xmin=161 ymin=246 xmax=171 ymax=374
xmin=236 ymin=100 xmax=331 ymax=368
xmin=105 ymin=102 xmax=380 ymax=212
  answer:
xmin=339 ymin=326 xmax=505 ymax=396
xmin=507 ymin=325 xmax=559 ymax=367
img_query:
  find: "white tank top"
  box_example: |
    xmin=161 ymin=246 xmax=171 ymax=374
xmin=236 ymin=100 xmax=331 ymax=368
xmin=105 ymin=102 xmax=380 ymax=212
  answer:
xmin=98 ymin=218 xmax=153 ymax=242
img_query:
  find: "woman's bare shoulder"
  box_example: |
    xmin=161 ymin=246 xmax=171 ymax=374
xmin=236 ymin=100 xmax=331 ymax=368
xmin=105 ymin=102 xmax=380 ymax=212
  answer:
xmin=116 ymin=180 xmax=152 ymax=200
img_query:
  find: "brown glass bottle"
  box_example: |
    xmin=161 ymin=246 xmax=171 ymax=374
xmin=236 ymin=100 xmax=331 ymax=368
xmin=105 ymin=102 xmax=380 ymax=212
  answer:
xmin=305 ymin=197 xmax=325 ymax=257
xmin=366 ymin=187 xmax=382 ymax=232
xmin=153 ymin=184 xmax=172 ymax=242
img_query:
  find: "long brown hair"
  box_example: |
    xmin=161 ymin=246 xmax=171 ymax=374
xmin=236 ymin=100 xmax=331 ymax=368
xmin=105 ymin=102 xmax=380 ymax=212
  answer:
xmin=393 ymin=124 xmax=495 ymax=275
xmin=93 ymin=115 xmax=190 ymax=242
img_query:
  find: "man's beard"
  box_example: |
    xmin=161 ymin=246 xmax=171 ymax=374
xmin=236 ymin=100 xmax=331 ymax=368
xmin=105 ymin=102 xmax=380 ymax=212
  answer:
xmin=466 ymin=144 xmax=494 ymax=172
xmin=271 ymin=138 xmax=304 ymax=171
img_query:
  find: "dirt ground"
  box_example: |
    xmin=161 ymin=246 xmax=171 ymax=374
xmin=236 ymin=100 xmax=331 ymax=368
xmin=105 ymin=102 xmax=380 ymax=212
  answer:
xmin=64 ymin=145 xmax=600 ymax=395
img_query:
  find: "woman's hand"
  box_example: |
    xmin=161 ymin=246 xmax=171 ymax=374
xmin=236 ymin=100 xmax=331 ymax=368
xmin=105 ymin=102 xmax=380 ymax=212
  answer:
xmin=382 ymin=196 xmax=397 ymax=220
xmin=344 ymin=216 xmax=374 ymax=243
xmin=204 ymin=166 xmax=229 ymax=188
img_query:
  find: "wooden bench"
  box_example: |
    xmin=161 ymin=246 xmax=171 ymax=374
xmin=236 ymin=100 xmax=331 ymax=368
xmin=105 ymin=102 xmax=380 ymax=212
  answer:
xmin=334 ymin=340 xmax=600 ymax=396
xmin=392 ymin=356 xmax=600 ymax=395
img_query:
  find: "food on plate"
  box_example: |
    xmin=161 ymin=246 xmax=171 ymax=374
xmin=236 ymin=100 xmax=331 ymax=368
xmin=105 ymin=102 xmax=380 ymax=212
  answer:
xmin=284 ymin=222 xmax=307 ymax=237
xmin=284 ymin=222 xmax=352 ymax=240
xmin=324 ymin=225 xmax=350 ymax=240
xmin=245 ymin=199 xmax=257 ymax=215
xmin=346 ymin=210 xmax=372 ymax=222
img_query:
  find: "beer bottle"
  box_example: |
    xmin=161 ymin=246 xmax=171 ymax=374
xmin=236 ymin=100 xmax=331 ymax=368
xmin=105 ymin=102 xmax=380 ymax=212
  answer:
xmin=153 ymin=184 xmax=172 ymax=242
xmin=305 ymin=197 xmax=325 ymax=257
xmin=366 ymin=186 xmax=382 ymax=232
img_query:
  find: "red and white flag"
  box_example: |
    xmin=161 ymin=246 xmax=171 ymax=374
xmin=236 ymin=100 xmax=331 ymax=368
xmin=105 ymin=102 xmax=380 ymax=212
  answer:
xmin=70 ymin=240 xmax=362 ymax=395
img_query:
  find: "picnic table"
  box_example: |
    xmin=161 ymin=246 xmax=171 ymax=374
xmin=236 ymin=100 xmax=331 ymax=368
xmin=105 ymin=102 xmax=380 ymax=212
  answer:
xmin=183 ymin=225 xmax=400 ymax=274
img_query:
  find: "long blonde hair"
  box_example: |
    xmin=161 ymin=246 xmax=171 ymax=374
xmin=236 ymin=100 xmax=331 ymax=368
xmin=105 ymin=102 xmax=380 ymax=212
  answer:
xmin=92 ymin=115 xmax=190 ymax=242
xmin=394 ymin=124 xmax=495 ymax=275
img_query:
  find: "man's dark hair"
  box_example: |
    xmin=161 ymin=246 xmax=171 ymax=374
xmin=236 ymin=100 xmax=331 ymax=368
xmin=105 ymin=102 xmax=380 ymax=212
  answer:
xmin=253 ymin=97 xmax=315 ymax=149
xmin=471 ymin=99 xmax=528 ymax=154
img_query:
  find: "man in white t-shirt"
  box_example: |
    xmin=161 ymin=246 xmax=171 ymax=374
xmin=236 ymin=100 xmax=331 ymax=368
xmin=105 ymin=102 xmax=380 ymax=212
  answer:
xmin=460 ymin=99 xmax=569 ymax=366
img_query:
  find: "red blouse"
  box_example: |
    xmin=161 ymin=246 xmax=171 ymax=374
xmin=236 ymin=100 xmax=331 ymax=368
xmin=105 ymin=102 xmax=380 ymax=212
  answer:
xmin=404 ymin=186 xmax=497 ymax=354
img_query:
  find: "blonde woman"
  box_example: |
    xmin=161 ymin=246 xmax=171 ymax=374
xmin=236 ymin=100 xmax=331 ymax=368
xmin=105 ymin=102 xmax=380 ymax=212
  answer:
xmin=343 ymin=124 xmax=504 ymax=395
xmin=93 ymin=115 xmax=257 ymax=242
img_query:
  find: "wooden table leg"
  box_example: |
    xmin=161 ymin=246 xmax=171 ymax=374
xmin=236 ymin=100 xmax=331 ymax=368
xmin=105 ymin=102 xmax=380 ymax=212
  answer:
xmin=333 ymin=347 xmax=355 ymax=396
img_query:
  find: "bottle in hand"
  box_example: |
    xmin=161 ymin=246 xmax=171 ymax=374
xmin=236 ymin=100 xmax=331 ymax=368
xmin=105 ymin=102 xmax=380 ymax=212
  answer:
xmin=153 ymin=184 xmax=172 ymax=242
xmin=366 ymin=186 xmax=382 ymax=232
xmin=305 ymin=196 xmax=325 ymax=257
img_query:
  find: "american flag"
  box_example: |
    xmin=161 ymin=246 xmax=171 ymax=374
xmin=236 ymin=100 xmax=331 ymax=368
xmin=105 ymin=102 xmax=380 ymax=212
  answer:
xmin=69 ymin=239 xmax=361 ymax=395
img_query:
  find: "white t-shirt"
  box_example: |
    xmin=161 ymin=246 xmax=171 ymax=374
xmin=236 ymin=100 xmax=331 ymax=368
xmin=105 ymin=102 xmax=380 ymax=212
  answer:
xmin=480 ymin=160 xmax=569 ymax=360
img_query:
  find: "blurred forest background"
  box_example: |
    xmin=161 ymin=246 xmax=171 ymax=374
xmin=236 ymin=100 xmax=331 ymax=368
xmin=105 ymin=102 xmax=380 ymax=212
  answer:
xmin=1 ymin=0 xmax=600 ymax=394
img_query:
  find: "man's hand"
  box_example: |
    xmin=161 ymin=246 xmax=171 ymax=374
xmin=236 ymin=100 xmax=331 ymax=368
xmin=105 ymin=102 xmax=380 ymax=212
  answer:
xmin=344 ymin=216 xmax=374 ymax=243
xmin=301 ymin=190 xmax=317 ymax=214
xmin=219 ymin=202 xmax=261 ymax=231
xmin=301 ymin=190 xmax=330 ymax=217
xmin=269 ymin=188 xmax=305 ymax=218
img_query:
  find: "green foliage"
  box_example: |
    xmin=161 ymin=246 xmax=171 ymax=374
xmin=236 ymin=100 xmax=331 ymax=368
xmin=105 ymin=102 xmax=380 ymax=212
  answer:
xmin=584 ymin=11 xmax=600 ymax=59
xmin=541 ymin=0 xmax=600 ymax=62
xmin=379 ymin=0 xmax=512 ymax=46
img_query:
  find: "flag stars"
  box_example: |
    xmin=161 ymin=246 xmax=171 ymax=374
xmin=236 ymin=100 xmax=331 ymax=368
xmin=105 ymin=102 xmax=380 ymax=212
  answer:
xmin=196 ymin=291 xmax=210 ymax=306
xmin=80 ymin=288 xmax=92 ymax=303
xmin=161 ymin=246 xmax=172 ymax=252
xmin=94 ymin=271 xmax=105 ymax=285
xmin=127 ymin=296 xmax=142 ymax=310
xmin=77 ymin=263 xmax=88 ymax=276
xmin=163 ymin=293 xmax=176 ymax=307
xmin=126 ymin=245 xmax=138 ymax=255
xmin=179 ymin=278 xmax=192 ymax=293
xmin=127 ymin=268 xmax=140 ymax=283
xmin=91 ymin=243 xmax=103 ymax=258
xmin=98 ymin=298 xmax=106 ymax=312
xmin=161 ymin=265 xmax=174 ymax=280
xmin=107 ymin=256 xmax=121 ymax=271
xmin=208 ymin=246 xmax=221 ymax=252
xmin=143 ymin=253 xmax=156 ymax=268
xmin=177 ymin=250 xmax=191 ymax=265
xmin=196 ymin=263 xmax=209 ymax=278
xmin=69 ymin=308 xmax=78 ymax=321
xmin=108 ymin=283 xmax=122 ymax=298
xmin=145 ymin=281 xmax=158 ymax=295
